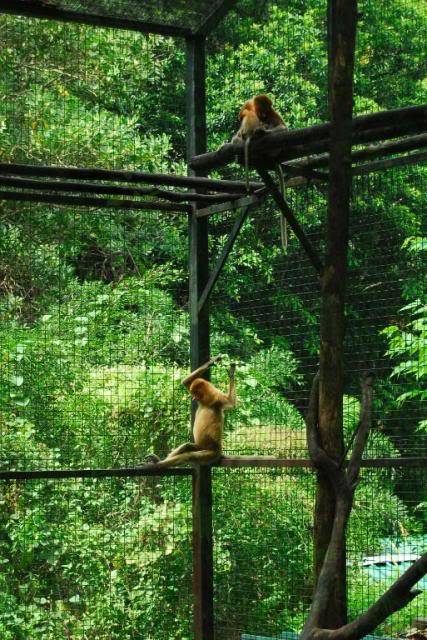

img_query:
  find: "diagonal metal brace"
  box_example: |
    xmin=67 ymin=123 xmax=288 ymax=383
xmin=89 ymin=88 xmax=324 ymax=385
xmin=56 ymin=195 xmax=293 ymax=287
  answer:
xmin=198 ymin=202 xmax=257 ymax=314
xmin=257 ymin=167 xmax=324 ymax=275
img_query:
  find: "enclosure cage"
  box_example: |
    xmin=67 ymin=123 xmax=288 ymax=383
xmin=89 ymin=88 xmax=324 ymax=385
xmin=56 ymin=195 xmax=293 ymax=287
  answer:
xmin=0 ymin=1 xmax=425 ymax=639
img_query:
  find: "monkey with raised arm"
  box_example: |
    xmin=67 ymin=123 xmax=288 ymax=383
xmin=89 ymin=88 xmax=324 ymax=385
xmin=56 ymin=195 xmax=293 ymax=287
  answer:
xmin=145 ymin=355 xmax=236 ymax=468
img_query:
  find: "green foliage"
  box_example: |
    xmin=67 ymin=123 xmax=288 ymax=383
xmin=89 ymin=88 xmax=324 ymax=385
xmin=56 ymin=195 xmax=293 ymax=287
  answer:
xmin=0 ymin=0 xmax=425 ymax=637
xmin=381 ymin=237 xmax=427 ymax=432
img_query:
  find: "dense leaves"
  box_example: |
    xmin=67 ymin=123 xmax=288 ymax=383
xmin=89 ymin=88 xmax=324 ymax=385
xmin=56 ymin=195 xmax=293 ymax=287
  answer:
xmin=0 ymin=1 xmax=425 ymax=637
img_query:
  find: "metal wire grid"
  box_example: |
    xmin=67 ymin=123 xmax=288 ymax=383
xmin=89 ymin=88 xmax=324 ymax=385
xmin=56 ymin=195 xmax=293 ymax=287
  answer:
xmin=207 ymin=162 xmax=425 ymax=459
xmin=0 ymin=15 xmax=187 ymax=169
xmin=26 ymin=0 xmax=222 ymax=31
xmin=0 ymin=4 xmax=425 ymax=640
xmin=347 ymin=467 xmax=427 ymax=637
xmin=0 ymin=204 xmax=190 ymax=471
xmin=206 ymin=0 xmax=426 ymax=459
xmin=0 ymin=474 xmax=193 ymax=639
xmin=213 ymin=467 xmax=315 ymax=640
xmin=212 ymin=467 xmax=426 ymax=640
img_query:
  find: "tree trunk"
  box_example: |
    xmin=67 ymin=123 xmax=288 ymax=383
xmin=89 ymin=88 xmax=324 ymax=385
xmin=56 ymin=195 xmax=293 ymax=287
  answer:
xmin=314 ymin=0 xmax=358 ymax=627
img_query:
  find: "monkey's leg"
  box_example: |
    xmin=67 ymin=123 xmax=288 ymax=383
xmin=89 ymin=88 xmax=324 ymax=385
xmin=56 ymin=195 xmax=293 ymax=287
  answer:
xmin=166 ymin=442 xmax=201 ymax=458
xmin=154 ymin=448 xmax=221 ymax=468
xmin=140 ymin=442 xmax=200 ymax=466
xmin=142 ymin=453 xmax=161 ymax=464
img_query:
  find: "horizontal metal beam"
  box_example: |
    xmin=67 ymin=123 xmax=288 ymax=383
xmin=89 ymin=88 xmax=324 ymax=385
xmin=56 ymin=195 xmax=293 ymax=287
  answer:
xmin=0 ymin=162 xmax=263 ymax=194
xmin=217 ymin=456 xmax=427 ymax=468
xmin=0 ymin=457 xmax=424 ymax=479
xmin=0 ymin=189 xmax=190 ymax=212
xmin=0 ymin=466 xmax=193 ymax=480
xmin=0 ymin=0 xmax=193 ymax=37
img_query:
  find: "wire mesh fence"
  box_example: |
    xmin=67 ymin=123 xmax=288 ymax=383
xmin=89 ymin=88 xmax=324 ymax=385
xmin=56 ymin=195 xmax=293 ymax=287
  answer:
xmin=0 ymin=474 xmax=193 ymax=639
xmin=0 ymin=203 xmax=190 ymax=471
xmin=0 ymin=2 xmax=425 ymax=639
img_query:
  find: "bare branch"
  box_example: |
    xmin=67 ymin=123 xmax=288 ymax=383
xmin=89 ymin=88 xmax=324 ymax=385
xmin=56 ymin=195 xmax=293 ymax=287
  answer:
xmin=347 ymin=374 xmax=374 ymax=486
xmin=324 ymin=552 xmax=427 ymax=640
xmin=301 ymin=495 xmax=353 ymax=636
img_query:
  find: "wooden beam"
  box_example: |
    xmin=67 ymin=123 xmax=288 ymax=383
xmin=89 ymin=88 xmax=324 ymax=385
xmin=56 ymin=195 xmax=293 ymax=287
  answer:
xmin=190 ymin=104 xmax=427 ymax=171
xmin=0 ymin=189 xmax=190 ymax=212
xmin=0 ymin=0 xmax=193 ymax=37
xmin=0 ymin=175 xmax=242 ymax=204
xmin=186 ymin=35 xmax=215 ymax=640
xmin=257 ymin=168 xmax=324 ymax=275
xmin=353 ymin=150 xmax=427 ymax=175
xmin=285 ymin=133 xmax=427 ymax=169
xmin=314 ymin=0 xmax=358 ymax=628
xmin=0 ymin=162 xmax=263 ymax=194
xmin=195 ymin=191 xmax=265 ymax=218
xmin=281 ymin=150 xmax=427 ymax=188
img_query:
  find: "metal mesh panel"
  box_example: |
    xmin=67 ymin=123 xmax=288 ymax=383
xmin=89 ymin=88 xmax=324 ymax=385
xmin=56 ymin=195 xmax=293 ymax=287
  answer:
xmin=0 ymin=15 xmax=187 ymax=168
xmin=208 ymin=165 xmax=426 ymax=458
xmin=0 ymin=204 xmax=190 ymax=471
xmin=0 ymin=15 xmax=190 ymax=471
xmin=0 ymin=1 xmax=425 ymax=638
xmin=347 ymin=468 xmax=427 ymax=637
xmin=213 ymin=467 xmax=315 ymax=640
xmin=0 ymin=475 xmax=193 ymax=639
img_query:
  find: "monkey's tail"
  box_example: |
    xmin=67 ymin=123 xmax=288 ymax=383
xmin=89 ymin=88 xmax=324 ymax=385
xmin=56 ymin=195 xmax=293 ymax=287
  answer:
xmin=277 ymin=164 xmax=288 ymax=253
xmin=244 ymin=137 xmax=251 ymax=193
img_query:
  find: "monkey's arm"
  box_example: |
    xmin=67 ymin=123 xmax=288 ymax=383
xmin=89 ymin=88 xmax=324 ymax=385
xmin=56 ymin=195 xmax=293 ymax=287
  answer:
xmin=181 ymin=355 xmax=223 ymax=389
xmin=223 ymin=363 xmax=237 ymax=410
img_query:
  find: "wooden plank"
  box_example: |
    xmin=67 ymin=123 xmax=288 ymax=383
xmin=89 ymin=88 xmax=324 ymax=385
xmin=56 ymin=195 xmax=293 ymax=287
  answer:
xmin=195 ymin=192 xmax=265 ymax=218
xmin=0 ymin=162 xmax=263 ymax=193
xmin=0 ymin=189 xmax=190 ymax=212
xmin=0 ymin=0 xmax=193 ymax=37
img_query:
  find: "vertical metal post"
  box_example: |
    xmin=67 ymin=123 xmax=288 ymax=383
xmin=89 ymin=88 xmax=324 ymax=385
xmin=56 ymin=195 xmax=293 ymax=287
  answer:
xmin=314 ymin=0 xmax=358 ymax=628
xmin=186 ymin=34 xmax=215 ymax=640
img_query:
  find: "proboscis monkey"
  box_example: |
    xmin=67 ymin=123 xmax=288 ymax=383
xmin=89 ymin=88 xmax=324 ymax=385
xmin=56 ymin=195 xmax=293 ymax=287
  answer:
xmin=145 ymin=355 xmax=236 ymax=467
xmin=232 ymin=95 xmax=289 ymax=250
